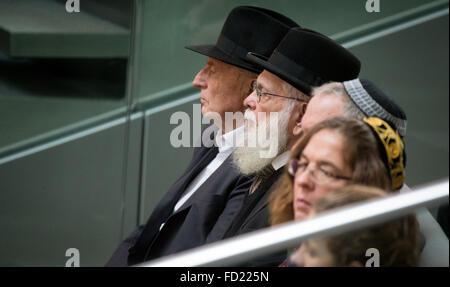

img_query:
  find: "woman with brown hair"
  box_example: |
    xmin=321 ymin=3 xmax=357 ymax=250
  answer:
xmin=291 ymin=185 xmax=421 ymax=267
xmin=268 ymin=116 xmax=409 ymax=266
xmin=270 ymin=116 xmax=405 ymax=226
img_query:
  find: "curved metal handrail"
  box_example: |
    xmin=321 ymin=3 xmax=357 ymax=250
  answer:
xmin=137 ymin=179 xmax=449 ymax=267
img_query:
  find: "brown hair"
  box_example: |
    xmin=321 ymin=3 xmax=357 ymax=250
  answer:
xmin=313 ymin=185 xmax=421 ymax=266
xmin=269 ymin=117 xmax=392 ymax=226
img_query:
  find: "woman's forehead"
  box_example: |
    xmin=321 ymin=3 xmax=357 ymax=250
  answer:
xmin=301 ymin=129 xmax=350 ymax=168
xmin=305 ymin=130 xmax=346 ymax=154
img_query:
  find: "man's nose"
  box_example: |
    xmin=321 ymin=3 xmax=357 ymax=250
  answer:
xmin=192 ymin=68 xmax=207 ymax=89
xmin=244 ymin=90 xmax=258 ymax=111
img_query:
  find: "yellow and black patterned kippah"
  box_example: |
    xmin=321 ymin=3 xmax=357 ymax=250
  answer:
xmin=363 ymin=117 xmax=405 ymax=190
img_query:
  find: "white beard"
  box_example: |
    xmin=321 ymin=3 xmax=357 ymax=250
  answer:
xmin=232 ymin=105 xmax=293 ymax=175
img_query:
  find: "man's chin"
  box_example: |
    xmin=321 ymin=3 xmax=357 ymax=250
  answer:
xmin=202 ymin=109 xmax=216 ymax=120
xmin=201 ymin=106 xmax=209 ymax=117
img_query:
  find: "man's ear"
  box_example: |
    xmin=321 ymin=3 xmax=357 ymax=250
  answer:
xmin=293 ymin=123 xmax=302 ymax=137
xmin=293 ymin=102 xmax=308 ymax=136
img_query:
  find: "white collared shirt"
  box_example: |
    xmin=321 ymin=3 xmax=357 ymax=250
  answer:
xmin=271 ymin=151 xmax=291 ymax=171
xmin=172 ymin=126 xmax=245 ymax=213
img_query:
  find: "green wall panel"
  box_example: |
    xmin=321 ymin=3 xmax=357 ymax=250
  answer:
xmin=0 ymin=118 xmax=140 ymax=266
xmin=121 ymin=115 xmax=144 ymax=240
xmin=349 ymin=14 xmax=449 ymax=187
xmin=0 ymin=0 xmax=130 ymax=58
xmin=141 ymin=99 xmax=198 ymax=222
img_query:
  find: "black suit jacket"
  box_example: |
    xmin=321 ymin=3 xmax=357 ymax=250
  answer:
xmin=106 ymin=145 xmax=252 ymax=266
xmin=222 ymin=168 xmax=284 ymax=238
xmin=209 ymin=168 xmax=286 ymax=266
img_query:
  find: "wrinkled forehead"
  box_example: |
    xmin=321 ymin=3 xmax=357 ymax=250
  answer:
xmin=302 ymin=93 xmax=346 ymax=132
xmin=207 ymin=57 xmax=235 ymax=71
xmin=256 ymin=70 xmax=285 ymax=92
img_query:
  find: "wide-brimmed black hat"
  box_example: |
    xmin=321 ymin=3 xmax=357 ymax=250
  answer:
xmin=247 ymin=27 xmax=361 ymax=95
xmin=185 ymin=6 xmax=299 ymax=73
xmin=343 ymin=78 xmax=407 ymax=137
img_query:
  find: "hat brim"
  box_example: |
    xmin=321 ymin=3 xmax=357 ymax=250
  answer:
xmin=246 ymin=52 xmax=312 ymax=96
xmin=185 ymin=44 xmax=261 ymax=74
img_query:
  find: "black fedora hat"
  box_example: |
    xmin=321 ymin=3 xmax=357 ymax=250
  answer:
xmin=247 ymin=27 xmax=361 ymax=95
xmin=185 ymin=6 xmax=299 ymax=74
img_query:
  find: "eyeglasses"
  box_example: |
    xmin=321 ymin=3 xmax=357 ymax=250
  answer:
xmin=252 ymin=81 xmax=303 ymax=103
xmin=288 ymin=159 xmax=352 ymax=185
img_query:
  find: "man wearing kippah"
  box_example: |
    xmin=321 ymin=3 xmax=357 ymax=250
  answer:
xmin=301 ymin=79 xmax=407 ymax=137
xmin=299 ymin=78 xmax=449 ymax=266
xmin=206 ymin=27 xmax=361 ymax=266
xmin=106 ymin=6 xmax=299 ymax=266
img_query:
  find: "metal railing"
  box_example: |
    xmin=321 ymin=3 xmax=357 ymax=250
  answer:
xmin=137 ymin=179 xmax=449 ymax=267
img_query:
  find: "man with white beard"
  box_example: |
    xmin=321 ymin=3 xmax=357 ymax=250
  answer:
xmin=206 ymin=28 xmax=361 ymax=266
xmin=233 ymin=101 xmax=295 ymax=175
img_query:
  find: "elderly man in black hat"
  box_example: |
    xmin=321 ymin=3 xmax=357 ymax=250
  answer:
xmin=300 ymin=78 xmax=449 ymax=267
xmin=105 ymin=6 xmax=299 ymax=266
xmin=210 ymin=28 xmax=361 ymax=264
